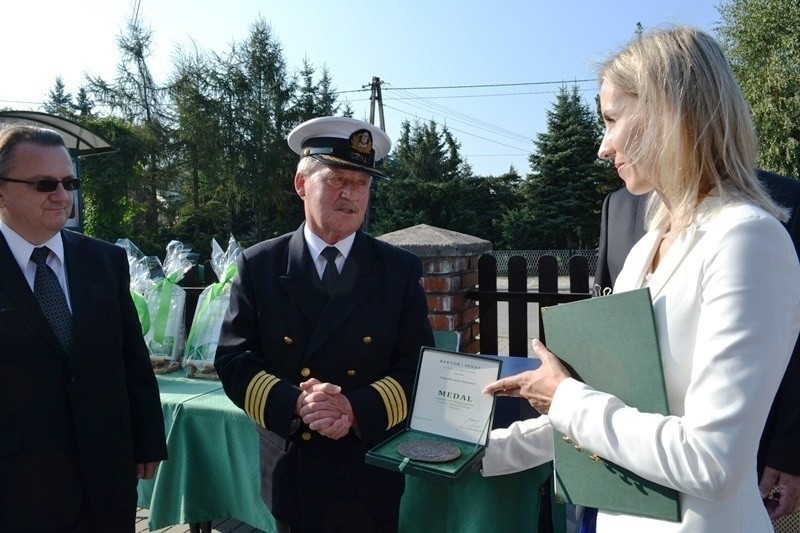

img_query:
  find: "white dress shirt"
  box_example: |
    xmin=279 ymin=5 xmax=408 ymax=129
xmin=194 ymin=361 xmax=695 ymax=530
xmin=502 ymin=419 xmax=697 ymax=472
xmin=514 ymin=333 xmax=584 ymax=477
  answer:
xmin=302 ymin=224 xmax=354 ymax=278
xmin=0 ymin=223 xmax=72 ymax=311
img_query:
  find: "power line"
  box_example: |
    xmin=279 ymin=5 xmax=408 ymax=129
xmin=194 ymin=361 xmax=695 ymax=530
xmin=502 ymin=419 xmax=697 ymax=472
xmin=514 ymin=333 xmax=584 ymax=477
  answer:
xmin=382 ymin=96 xmax=529 ymax=144
xmin=468 ymin=153 xmax=530 ymax=157
xmin=381 ymin=103 xmax=531 ymax=153
xmin=384 ymin=83 xmax=532 ymax=143
xmin=359 ymin=78 xmax=605 ymax=171
xmin=382 ymin=81 xmax=598 ymax=142
xmin=338 ymin=78 xmax=597 ymax=94
xmin=345 ymin=84 xmax=598 ymax=104
xmin=0 ymin=98 xmax=45 ymax=106
xmin=386 ymin=79 xmax=597 ymax=90
xmin=388 ymin=86 xmax=598 ymax=100
xmin=133 ymin=0 xmax=142 ymax=24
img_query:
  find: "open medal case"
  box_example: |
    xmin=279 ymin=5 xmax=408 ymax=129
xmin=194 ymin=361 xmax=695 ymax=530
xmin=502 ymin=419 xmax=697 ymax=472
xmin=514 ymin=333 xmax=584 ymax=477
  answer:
xmin=366 ymin=348 xmax=501 ymax=484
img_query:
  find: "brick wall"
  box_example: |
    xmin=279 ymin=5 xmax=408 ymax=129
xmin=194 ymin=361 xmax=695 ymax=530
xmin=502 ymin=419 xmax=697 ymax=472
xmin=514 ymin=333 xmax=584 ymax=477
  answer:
xmin=377 ymin=223 xmax=492 ymax=354
xmin=420 ymin=254 xmax=481 ymax=353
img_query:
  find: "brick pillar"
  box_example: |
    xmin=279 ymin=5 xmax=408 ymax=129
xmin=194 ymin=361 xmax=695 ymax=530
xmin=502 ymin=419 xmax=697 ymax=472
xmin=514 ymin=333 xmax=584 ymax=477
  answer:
xmin=377 ymin=224 xmax=491 ymax=353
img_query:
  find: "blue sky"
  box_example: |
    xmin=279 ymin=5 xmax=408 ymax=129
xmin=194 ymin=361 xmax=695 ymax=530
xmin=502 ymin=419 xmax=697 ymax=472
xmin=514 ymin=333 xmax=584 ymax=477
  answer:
xmin=1 ymin=0 xmax=722 ymax=176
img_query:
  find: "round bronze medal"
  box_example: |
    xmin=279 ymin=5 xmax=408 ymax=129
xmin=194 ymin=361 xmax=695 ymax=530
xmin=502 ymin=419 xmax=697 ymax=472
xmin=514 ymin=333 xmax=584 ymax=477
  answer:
xmin=397 ymin=439 xmax=462 ymax=463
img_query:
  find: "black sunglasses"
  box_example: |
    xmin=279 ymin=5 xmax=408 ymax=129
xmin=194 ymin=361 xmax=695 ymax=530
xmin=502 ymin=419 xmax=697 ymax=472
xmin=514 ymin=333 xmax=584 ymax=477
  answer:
xmin=0 ymin=176 xmax=81 ymax=192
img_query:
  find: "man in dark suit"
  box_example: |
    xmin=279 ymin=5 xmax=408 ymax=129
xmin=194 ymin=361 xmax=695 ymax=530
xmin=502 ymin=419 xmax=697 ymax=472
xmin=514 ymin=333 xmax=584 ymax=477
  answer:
xmin=595 ymin=170 xmax=800 ymax=521
xmin=215 ymin=116 xmax=434 ymax=532
xmin=0 ymin=124 xmax=167 ymax=531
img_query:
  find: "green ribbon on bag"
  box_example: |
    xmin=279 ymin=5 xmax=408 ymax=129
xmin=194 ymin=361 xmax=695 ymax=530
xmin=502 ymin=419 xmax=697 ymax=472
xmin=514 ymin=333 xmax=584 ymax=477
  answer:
xmin=208 ymin=263 xmax=238 ymax=300
xmin=130 ymin=290 xmax=150 ymax=335
xmin=152 ymin=272 xmax=180 ymax=345
xmin=185 ymin=263 xmax=238 ymax=358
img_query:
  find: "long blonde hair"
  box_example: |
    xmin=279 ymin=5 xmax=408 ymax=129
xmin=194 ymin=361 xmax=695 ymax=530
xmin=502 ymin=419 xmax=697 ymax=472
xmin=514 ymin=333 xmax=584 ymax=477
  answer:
xmin=599 ymin=26 xmax=787 ymax=232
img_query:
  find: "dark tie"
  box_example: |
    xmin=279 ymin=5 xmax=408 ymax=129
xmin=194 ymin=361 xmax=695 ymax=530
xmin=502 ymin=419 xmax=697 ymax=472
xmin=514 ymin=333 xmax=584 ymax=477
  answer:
xmin=30 ymin=247 xmax=72 ymax=352
xmin=321 ymin=246 xmax=340 ymax=294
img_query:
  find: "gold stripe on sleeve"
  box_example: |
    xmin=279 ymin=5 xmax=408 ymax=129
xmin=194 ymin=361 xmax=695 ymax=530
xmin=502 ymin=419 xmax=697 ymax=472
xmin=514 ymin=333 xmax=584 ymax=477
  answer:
xmin=370 ymin=376 xmax=407 ymax=429
xmin=245 ymin=371 xmax=280 ymax=427
xmin=370 ymin=381 xmax=395 ymax=428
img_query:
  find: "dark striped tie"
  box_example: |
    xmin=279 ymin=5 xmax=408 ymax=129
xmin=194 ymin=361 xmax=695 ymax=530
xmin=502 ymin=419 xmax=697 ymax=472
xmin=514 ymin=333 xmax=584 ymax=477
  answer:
xmin=30 ymin=246 xmax=72 ymax=352
xmin=321 ymin=246 xmax=340 ymax=294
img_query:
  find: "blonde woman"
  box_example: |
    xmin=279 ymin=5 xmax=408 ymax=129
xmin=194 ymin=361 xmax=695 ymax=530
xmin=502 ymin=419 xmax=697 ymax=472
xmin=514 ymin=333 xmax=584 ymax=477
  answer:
xmin=482 ymin=27 xmax=800 ymax=532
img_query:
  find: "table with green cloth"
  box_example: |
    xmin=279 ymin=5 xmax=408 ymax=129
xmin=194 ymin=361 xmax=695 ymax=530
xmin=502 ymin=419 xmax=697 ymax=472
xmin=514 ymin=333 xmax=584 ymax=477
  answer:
xmin=400 ymin=467 xmax=556 ymax=532
xmin=136 ymin=372 xmax=275 ymax=532
xmin=138 ymin=371 xmax=560 ymax=532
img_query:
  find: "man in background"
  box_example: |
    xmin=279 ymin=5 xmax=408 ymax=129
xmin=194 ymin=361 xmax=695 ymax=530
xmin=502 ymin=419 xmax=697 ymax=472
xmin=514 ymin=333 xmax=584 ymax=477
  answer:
xmin=215 ymin=116 xmax=434 ymax=532
xmin=595 ymin=170 xmax=800 ymax=522
xmin=0 ymin=124 xmax=167 ymax=531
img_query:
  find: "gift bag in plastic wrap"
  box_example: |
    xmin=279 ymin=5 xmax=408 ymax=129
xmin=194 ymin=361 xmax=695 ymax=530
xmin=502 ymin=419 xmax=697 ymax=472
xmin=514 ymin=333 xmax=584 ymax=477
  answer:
xmin=184 ymin=236 xmax=242 ymax=379
xmin=116 ymin=238 xmax=152 ymax=337
xmin=143 ymin=241 xmax=194 ymax=374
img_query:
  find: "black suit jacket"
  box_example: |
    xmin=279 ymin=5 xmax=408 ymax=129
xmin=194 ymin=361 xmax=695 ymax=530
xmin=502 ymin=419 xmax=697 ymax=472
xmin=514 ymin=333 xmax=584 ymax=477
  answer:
xmin=594 ymin=171 xmax=800 ymax=476
xmin=0 ymin=229 xmax=167 ymax=531
xmin=215 ymin=225 xmax=434 ymax=530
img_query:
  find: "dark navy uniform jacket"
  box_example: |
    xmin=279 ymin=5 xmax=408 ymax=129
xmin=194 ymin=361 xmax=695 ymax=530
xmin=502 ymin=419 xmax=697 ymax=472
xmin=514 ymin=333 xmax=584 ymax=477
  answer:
xmin=216 ymin=225 xmax=434 ymax=531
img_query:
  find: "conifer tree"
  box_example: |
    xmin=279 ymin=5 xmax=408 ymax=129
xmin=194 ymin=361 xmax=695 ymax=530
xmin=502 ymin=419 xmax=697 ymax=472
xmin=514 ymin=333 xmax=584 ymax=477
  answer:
xmin=43 ymin=77 xmax=73 ymax=117
xmin=373 ymin=119 xmax=518 ymax=247
xmin=501 ymin=85 xmax=614 ymax=249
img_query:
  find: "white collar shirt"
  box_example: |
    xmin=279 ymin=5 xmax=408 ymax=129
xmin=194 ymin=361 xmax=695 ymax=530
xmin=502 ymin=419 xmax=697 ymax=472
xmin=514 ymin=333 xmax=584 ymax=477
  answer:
xmin=303 ymin=224 xmax=355 ymax=279
xmin=0 ymin=223 xmax=72 ymax=310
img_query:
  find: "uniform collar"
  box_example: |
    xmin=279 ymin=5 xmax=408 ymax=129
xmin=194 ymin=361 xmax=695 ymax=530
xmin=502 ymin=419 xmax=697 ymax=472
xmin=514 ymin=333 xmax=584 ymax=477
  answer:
xmin=302 ymin=223 xmax=356 ymax=262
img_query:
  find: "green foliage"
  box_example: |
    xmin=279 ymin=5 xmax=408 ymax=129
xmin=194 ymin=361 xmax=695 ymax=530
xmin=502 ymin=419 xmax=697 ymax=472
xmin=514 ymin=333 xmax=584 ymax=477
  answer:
xmin=43 ymin=78 xmax=95 ymax=119
xmin=74 ymin=87 xmax=94 ymax=117
xmin=371 ymin=120 xmax=523 ymax=248
xmin=44 ymin=12 xmax=622 ymax=258
xmin=77 ymin=117 xmax=157 ymax=249
xmin=717 ymin=0 xmax=800 ymax=177
xmin=500 ymin=85 xmax=616 ymax=249
xmin=222 ymin=18 xmax=300 ymax=243
xmin=499 ymin=206 xmax=540 ymax=249
xmin=85 ymin=14 xmax=169 ymax=125
xmin=168 ymin=44 xmax=228 ymax=252
xmin=455 ymin=170 xmax=522 ymax=247
xmin=43 ymin=77 xmax=73 ymax=117
xmin=295 ymin=60 xmax=340 ymax=121
xmin=79 ymin=11 xmax=177 ymax=254
xmin=70 ymin=15 xmax=349 ymax=256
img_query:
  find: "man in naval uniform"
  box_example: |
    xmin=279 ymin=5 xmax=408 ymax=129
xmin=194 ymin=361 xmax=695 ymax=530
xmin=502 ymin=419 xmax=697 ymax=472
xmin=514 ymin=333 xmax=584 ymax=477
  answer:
xmin=215 ymin=116 xmax=434 ymax=532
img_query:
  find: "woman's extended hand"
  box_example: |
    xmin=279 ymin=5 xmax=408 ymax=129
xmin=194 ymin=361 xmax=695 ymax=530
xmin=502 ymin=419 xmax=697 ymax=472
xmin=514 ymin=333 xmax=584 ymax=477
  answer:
xmin=481 ymin=339 xmax=571 ymax=414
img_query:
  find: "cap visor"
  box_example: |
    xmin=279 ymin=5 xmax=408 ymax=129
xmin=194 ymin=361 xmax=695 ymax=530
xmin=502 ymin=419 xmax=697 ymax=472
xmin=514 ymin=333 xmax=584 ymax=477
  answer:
xmin=312 ymin=154 xmax=389 ymax=179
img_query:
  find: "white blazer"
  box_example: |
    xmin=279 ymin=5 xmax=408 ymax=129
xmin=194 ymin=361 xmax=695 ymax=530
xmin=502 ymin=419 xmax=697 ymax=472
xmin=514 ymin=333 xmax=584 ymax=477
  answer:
xmin=483 ymin=196 xmax=800 ymax=532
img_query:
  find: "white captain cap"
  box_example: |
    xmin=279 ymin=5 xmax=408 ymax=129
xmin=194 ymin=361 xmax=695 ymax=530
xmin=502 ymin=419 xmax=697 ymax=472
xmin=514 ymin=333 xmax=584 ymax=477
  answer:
xmin=287 ymin=116 xmax=391 ymax=179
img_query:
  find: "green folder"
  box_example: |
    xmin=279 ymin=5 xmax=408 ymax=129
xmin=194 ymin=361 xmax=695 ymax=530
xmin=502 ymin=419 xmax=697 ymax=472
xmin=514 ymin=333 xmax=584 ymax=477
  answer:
xmin=541 ymin=288 xmax=681 ymax=522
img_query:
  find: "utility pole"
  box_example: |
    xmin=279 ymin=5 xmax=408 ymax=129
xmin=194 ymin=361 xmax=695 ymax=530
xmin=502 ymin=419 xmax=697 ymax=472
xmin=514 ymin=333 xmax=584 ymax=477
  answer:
xmin=362 ymin=76 xmax=386 ymax=234
xmin=365 ymin=76 xmax=386 ymax=131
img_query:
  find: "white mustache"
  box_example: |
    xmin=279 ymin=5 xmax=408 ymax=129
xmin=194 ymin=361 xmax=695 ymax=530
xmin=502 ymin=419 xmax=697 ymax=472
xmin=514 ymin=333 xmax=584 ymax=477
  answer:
xmin=334 ymin=199 xmax=359 ymax=213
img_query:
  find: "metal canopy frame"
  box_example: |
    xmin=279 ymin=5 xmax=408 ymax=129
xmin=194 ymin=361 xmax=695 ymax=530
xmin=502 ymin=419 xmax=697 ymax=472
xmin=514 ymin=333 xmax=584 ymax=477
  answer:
xmin=0 ymin=110 xmax=115 ymax=157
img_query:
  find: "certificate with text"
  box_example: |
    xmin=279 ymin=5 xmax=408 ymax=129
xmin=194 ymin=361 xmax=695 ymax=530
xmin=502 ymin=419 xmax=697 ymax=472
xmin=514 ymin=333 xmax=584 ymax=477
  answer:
xmin=409 ymin=350 xmax=499 ymax=444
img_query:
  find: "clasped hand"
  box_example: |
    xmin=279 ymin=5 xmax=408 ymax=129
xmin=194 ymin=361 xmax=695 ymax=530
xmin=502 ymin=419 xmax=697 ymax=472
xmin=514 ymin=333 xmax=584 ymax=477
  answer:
xmin=481 ymin=339 xmax=570 ymax=414
xmin=296 ymin=378 xmax=355 ymax=440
